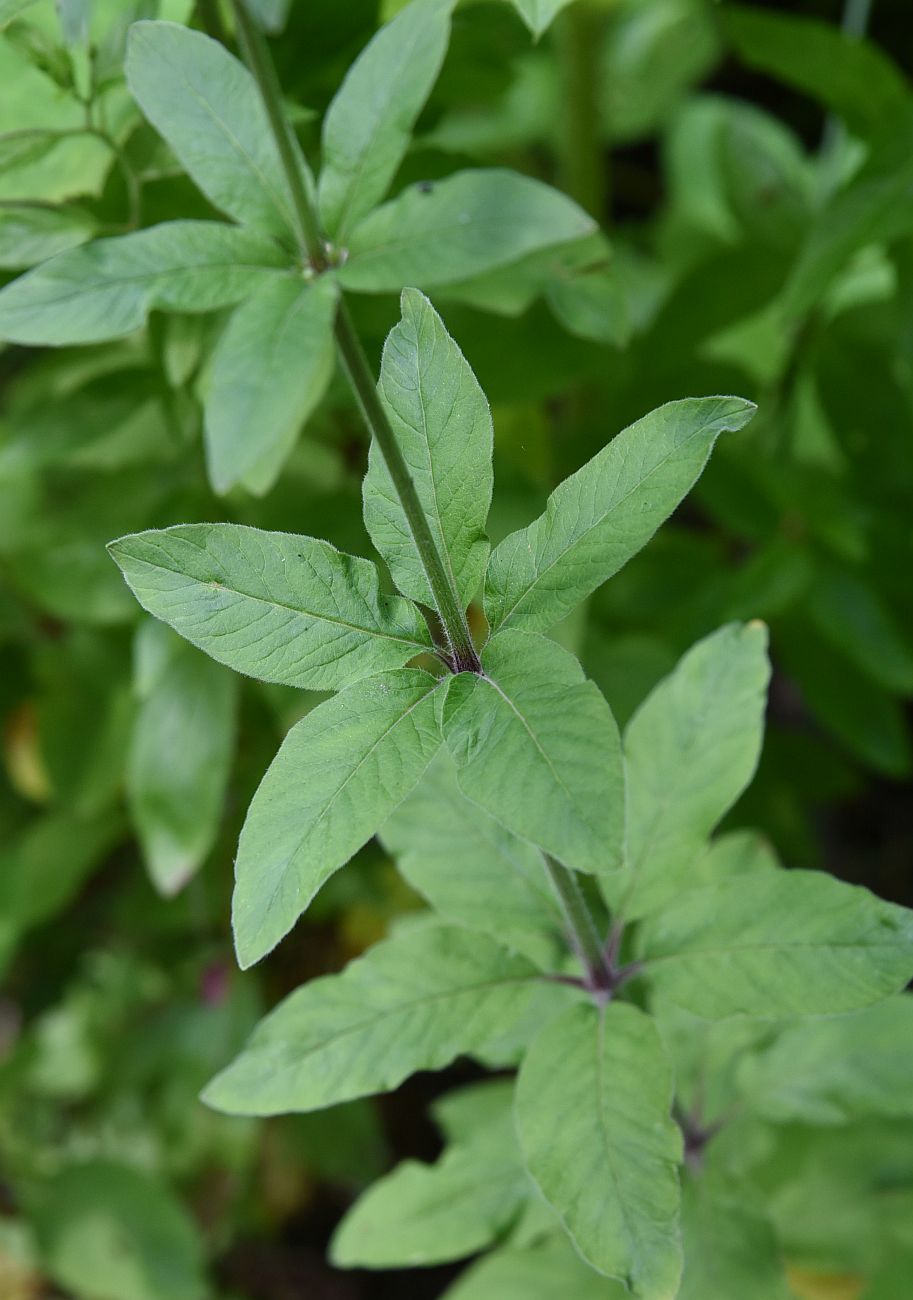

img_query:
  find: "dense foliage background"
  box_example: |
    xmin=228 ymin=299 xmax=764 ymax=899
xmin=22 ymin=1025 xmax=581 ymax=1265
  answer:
xmin=1 ymin=1 xmax=912 ymax=1297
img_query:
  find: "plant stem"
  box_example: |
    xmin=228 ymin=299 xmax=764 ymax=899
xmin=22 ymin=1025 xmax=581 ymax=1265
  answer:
xmin=228 ymin=0 xmax=481 ymax=672
xmin=557 ymin=2 xmax=607 ymax=219
xmin=543 ymin=854 xmax=613 ymax=993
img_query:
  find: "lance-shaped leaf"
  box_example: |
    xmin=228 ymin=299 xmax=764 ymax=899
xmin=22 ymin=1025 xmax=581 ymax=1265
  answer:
xmin=108 ymin=523 xmax=432 ymax=692
xmin=639 ymin=871 xmax=913 ymax=1018
xmin=364 ymin=288 xmax=493 ymax=609
xmin=516 ymin=1001 xmax=683 ymax=1298
xmin=484 ymin=397 xmax=756 ymax=636
xmin=381 ymin=753 xmax=564 ymax=970
xmin=332 ymin=1080 xmax=529 ymax=1268
xmin=338 ymin=169 xmax=595 ymax=292
xmin=203 ymin=925 xmax=564 ymax=1112
xmin=126 ymin=21 xmax=303 ymax=239
xmin=205 ymin=275 xmax=338 ymax=495
xmin=722 ymin=7 xmax=910 ymax=143
xmin=127 ymin=624 xmax=238 ymax=898
xmin=444 ymin=1239 xmax=631 ymax=1300
xmin=443 ymin=631 xmax=624 ymax=876
xmin=318 ymin=0 xmax=454 ymax=239
xmin=0 ymin=222 xmax=288 ymax=346
xmin=738 ymin=996 xmax=913 ymax=1125
xmin=609 ymin=622 xmax=771 ymax=918
xmin=679 ymin=1178 xmax=793 ymax=1300
xmin=232 ymin=668 xmax=442 ymax=967
xmin=510 ymin=0 xmax=575 ymax=40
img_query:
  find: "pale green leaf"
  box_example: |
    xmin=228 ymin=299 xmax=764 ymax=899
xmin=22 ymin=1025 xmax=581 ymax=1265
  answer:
xmin=639 ymin=871 xmax=913 ymax=1018
xmin=364 ymin=287 xmax=493 ymax=608
xmin=690 ymin=828 xmax=780 ymax=889
xmin=127 ymin=626 xmax=238 ymax=897
xmin=516 ymin=1001 xmax=683 ymax=1298
xmin=781 ymin=144 xmax=913 ymax=319
xmin=318 ymin=0 xmax=454 ymax=239
xmin=245 ymin=0 xmax=291 ymax=32
xmin=107 ymin=523 xmax=432 ymax=692
xmin=0 ymin=204 xmax=94 ymax=269
xmin=484 ymin=397 xmax=756 ymax=636
xmin=722 ymin=7 xmax=910 ymax=142
xmin=205 ymin=274 xmax=337 ymax=495
xmin=380 ymin=752 xmax=564 ymax=969
xmin=331 ymin=1080 xmax=528 ymax=1267
xmin=338 ymin=168 xmax=595 ymax=292
xmin=0 ymin=0 xmax=38 ymax=29
xmin=33 ymin=1160 xmax=206 ymax=1300
xmin=443 ymin=630 xmax=624 ymax=876
xmin=739 ymin=996 xmax=913 ymax=1125
xmin=126 ymin=21 xmax=303 ymax=238
xmin=443 ymin=1238 xmax=631 ymax=1300
xmin=510 ymin=0 xmax=574 ymax=40
xmin=612 ymin=622 xmax=771 ymax=918
xmin=232 ymin=668 xmax=443 ymax=967
xmin=0 ymin=221 xmax=288 ymax=345
xmin=203 ymin=925 xmax=562 ymax=1112
xmin=679 ymin=1178 xmax=793 ymax=1300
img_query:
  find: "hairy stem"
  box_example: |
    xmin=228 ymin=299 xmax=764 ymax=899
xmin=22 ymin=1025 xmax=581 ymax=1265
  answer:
xmin=228 ymin=0 xmax=481 ymax=671
xmin=543 ymin=854 xmax=614 ymax=993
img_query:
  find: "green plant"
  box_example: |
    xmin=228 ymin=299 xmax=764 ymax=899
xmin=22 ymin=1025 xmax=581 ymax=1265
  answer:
xmin=2 ymin=3 xmax=913 ymax=1299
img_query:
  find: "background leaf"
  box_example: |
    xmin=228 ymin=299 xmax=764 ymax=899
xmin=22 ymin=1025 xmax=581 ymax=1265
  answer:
xmin=127 ymin=21 xmax=303 ymax=239
xmin=318 ymin=0 xmax=454 ymax=239
xmin=338 ymin=168 xmax=595 ymax=291
xmin=0 ymin=222 xmax=289 ymax=345
xmin=205 ymin=274 xmax=338 ymax=495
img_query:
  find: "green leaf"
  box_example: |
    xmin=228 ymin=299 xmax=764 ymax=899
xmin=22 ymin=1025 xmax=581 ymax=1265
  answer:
xmin=739 ymin=996 xmax=913 ymax=1125
xmin=245 ymin=0 xmax=291 ymax=32
xmin=516 ymin=1001 xmax=683 ymax=1298
xmin=808 ymin=567 xmax=913 ymax=695
xmin=679 ymin=1178 xmax=793 ymax=1300
xmin=331 ymin=1079 xmax=529 ymax=1267
xmin=126 ymin=21 xmax=304 ymax=238
xmin=0 ymin=0 xmax=38 ymax=29
xmin=33 ymin=1159 xmax=206 ymax=1300
xmin=364 ymin=287 xmax=493 ymax=609
xmin=338 ymin=168 xmax=595 ymax=292
xmin=203 ymin=925 xmax=561 ymax=1112
xmin=380 ymin=752 xmax=564 ymax=969
xmin=205 ymin=274 xmax=337 ymax=495
xmin=722 ymin=7 xmax=910 ymax=142
xmin=318 ymin=0 xmax=454 ymax=240
xmin=484 ymin=397 xmax=756 ymax=636
xmin=510 ymin=0 xmax=574 ymax=40
xmin=639 ymin=870 xmax=913 ymax=1018
xmin=611 ymin=622 xmax=771 ymax=917
xmin=0 ymin=221 xmax=289 ymax=345
xmin=690 ymin=829 xmax=780 ymax=890
xmin=780 ymin=143 xmax=913 ymax=319
xmin=0 ymin=204 xmax=94 ymax=269
xmin=127 ymin=625 xmax=238 ymax=897
xmin=443 ymin=630 xmax=624 ymax=876
xmin=108 ymin=523 xmax=432 ymax=692
xmin=232 ymin=668 xmax=442 ymax=968
xmin=443 ymin=1238 xmax=631 ymax=1300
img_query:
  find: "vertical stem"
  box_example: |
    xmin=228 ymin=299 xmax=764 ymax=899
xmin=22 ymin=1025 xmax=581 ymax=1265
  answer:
xmin=557 ymin=2 xmax=607 ymax=220
xmin=227 ymin=0 xmax=480 ymax=672
xmin=543 ymin=854 xmax=613 ymax=992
